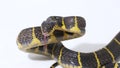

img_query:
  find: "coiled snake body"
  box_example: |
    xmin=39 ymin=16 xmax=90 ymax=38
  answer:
xmin=17 ymin=16 xmax=120 ymax=68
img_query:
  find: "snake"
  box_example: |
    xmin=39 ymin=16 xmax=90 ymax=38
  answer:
xmin=16 ymin=16 xmax=120 ymax=68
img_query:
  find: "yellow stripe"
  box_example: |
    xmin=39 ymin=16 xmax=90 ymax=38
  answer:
xmin=51 ymin=44 xmax=56 ymax=58
xmin=61 ymin=17 xmax=66 ymax=29
xmin=75 ymin=16 xmax=78 ymax=24
xmin=17 ymin=41 xmax=23 ymax=49
xmin=34 ymin=47 xmax=39 ymax=53
xmin=51 ymin=66 xmax=54 ymax=68
xmin=114 ymin=38 xmax=120 ymax=45
xmin=32 ymin=27 xmax=36 ymax=38
xmin=77 ymin=52 xmax=82 ymax=67
xmin=101 ymin=66 xmax=105 ymax=68
xmin=28 ymin=28 xmax=41 ymax=48
xmin=104 ymin=47 xmax=115 ymax=62
xmin=94 ymin=52 xmax=100 ymax=68
xmin=114 ymin=63 xmax=118 ymax=68
xmin=70 ymin=16 xmax=80 ymax=33
xmin=58 ymin=47 xmax=64 ymax=64
xmin=48 ymin=35 xmax=57 ymax=44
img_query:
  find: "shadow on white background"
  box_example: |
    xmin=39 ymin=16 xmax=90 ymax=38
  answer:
xmin=28 ymin=53 xmax=52 ymax=61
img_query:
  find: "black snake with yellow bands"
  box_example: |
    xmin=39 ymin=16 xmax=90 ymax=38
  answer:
xmin=16 ymin=16 xmax=120 ymax=68
xmin=17 ymin=16 xmax=85 ymax=50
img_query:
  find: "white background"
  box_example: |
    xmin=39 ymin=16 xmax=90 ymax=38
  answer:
xmin=0 ymin=0 xmax=120 ymax=68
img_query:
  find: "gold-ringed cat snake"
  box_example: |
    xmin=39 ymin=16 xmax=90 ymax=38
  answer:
xmin=16 ymin=16 xmax=120 ymax=68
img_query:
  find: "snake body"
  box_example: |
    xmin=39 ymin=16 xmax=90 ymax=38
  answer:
xmin=16 ymin=16 xmax=120 ymax=68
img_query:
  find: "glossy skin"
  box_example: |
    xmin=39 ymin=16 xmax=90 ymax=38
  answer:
xmin=16 ymin=16 xmax=120 ymax=68
xmin=23 ymin=32 xmax=120 ymax=68
xmin=17 ymin=16 xmax=86 ymax=50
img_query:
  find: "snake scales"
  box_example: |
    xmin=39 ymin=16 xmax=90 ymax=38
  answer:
xmin=16 ymin=16 xmax=120 ymax=68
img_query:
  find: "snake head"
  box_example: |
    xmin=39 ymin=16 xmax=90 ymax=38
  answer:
xmin=16 ymin=28 xmax=33 ymax=51
xmin=16 ymin=27 xmax=49 ymax=51
xmin=76 ymin=16 xmax=86 ymax=36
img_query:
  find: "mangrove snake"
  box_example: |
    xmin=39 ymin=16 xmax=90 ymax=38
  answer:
xmin=16 ymin=16 xmax=120 ymax=68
